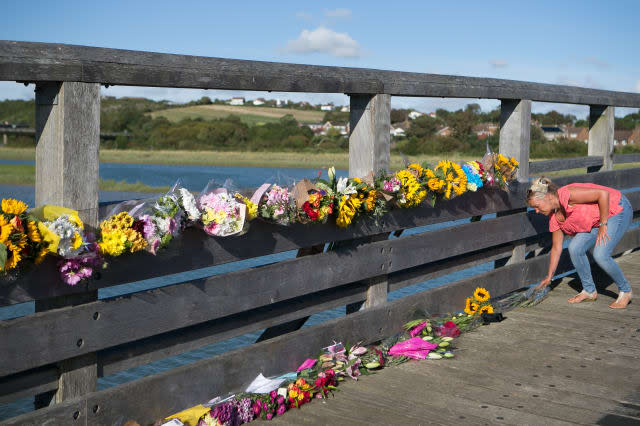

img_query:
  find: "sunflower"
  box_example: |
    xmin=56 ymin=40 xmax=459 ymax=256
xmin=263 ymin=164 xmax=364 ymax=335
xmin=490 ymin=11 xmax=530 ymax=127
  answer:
xmin=479 ymin=305 xmax=494 ymax=314
xmin=408 ymin=163 xmax=424 ymax=178
xmin=0 ymin=216 xmax=12 ymax=243
xmin=1 ymin=198 xmax=28 ymax=215
xmin=463 ymin=297 xmax=475 ymax=315
xmin=473 ymin=287 xmax=490 ymax=303
xmin=5 ymin=249 xmax=21 ymax=270
xmin=26 ymin=221 xmax=41 ymax=243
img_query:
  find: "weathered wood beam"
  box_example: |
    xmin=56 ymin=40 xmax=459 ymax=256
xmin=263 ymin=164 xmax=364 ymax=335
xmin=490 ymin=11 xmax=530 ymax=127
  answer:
xmin=2 ymin=41 xmax=640 ymax=107
xmin=529 ymin=157 xmax=603 ymax=174
xmin=33 ymin=81 xmax=101 ymax=408
xmin=497 ymin=99 xmax=531 ymax=267
xmin=588 ymin=105 xmax=614 ymax=172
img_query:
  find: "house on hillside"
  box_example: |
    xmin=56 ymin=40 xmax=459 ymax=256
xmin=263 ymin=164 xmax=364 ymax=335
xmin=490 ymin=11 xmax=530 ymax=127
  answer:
xmin=390 ymin=127 xmax=406 ymax=137
xmin=276 ymin=99 xmax=285 ymax=107
xmin=474 ymin=123 xmax=499 ymax=139
xmin=320 ymin=104 xmax=334 ymax=111
xmin=252 ymin=98 xmax=265 ymax=106
xmin=566 ymin=127 xmax=588 ymax=142
xmin=340 ymin=106 xmax=350 ymax=112
xmin=541 ymin=126 xmax=565 ymax=140
xmin=436 ymin=126 xmax=452 ymax=137
xmin=408 ymin=111 xmax=424 ymax=120
xmin=229 ymin=97 xmax=245 ymax=106
xmin=428 ymin=112 xmax=436 ymax=118
xmin=630 ymin=127 xmax=640 ymax=145
xmin=614 ymin=130 xmax=633 ymax=146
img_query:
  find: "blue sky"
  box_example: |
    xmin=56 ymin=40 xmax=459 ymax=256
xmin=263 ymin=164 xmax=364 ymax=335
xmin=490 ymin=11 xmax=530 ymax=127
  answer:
xmin=1 ymin=0 xmax=639 ymax=117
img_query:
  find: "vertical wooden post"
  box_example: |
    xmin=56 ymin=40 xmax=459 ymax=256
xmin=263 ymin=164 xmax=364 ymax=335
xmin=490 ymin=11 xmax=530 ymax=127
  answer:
xmin=346 ymin=94 xmax=391 ymax=312
xmin=588 ymin=105 xmax=614 ymax=172
xmin=2 ymin=133 xmax=7 ymax=145
xmin=34 ymin=81 xmax=100 ymax=407
xmin=497 ymin=99 xmax=531 ymax=266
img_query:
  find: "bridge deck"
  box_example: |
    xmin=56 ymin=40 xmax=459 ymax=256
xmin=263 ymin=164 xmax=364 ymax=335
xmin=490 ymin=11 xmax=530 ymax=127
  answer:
xmin=273 ymin=251 xmax=640 ymax=425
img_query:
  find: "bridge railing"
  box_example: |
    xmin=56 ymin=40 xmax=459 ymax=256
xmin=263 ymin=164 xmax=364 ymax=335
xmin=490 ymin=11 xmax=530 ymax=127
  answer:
xmin=1 ymin=40 xmax=640 ymax=425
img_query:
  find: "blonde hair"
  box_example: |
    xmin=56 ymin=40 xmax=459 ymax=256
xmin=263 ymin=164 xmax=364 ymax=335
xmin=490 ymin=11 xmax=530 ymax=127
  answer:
xmin=527 ymin=176 xmax=558 ymax=201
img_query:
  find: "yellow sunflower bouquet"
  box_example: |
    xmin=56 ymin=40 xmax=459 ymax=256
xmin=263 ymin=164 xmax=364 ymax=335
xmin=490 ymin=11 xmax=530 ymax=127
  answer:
xmin=464 ymin=286 xmax=494 ymax=316
xmin=0 ymin=198 xmax=48 ymax=272
xmin=424 ymin=160 xmax=468 ymax=204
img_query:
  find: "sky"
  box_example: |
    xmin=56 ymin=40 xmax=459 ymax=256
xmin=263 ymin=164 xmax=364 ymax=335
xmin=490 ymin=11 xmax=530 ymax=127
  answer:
xmin=1 ymin=0 xmax=639 ymax=118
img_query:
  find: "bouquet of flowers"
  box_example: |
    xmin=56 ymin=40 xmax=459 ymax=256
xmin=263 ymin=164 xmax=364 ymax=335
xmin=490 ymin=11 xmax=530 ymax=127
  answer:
xmin=31 ymin=205 xmax=89 ymax=259
xmin=98 ymin=211 xmax=147 ymax=257
xmin=253 ymin=183 xmax=296 ymax=226
xmin=293 ymin=178 xmax=335 ymax=224
xmin=57 ymin=243 xmax=103 ymax=286
xmin=423 ymin=160 xmax=467 ymax=203
xmin=481 ymin=142 xmax=519 ymax=188
xmin=0 ymin=198 xmax=47 ymax=273
xmin=462 ymin=161 xmax=484 ymax=192
xmin=198 ymin=181 xmax=247 ymax=237
xmin=395 ymin=164 xmax=428 ymax=208
xmin=464 ymin=286 xmax=494 ymax=316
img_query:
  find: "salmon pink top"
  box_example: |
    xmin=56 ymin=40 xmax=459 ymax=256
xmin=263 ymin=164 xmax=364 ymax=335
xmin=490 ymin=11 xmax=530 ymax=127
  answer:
xmin=548 ymin=183 xmax=623 ymax=235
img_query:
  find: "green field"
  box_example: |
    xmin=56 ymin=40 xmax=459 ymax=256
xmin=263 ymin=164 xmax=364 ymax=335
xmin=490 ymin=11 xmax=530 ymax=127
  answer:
xmin=0 ymin=148 xmax=477 ymax=170
xmin=148 ymin=104 xmax=326 ymax=125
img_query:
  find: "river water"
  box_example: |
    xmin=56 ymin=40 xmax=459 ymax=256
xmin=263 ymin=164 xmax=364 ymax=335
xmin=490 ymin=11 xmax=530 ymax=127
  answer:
xmin=0 ymin=161 xmax=498 ymax=420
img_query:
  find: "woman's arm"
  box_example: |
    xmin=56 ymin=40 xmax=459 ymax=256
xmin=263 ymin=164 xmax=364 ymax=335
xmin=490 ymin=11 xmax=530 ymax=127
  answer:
xmin=536 ymin=229 xmax=564 ymax=289
xmin=567 ymin=186 xmax=611 ymax=245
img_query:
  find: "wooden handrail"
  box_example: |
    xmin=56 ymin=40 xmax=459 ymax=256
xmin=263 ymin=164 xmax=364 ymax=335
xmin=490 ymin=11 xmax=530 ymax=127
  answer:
xmin=2 ymin=41 xmax=640 ymax=107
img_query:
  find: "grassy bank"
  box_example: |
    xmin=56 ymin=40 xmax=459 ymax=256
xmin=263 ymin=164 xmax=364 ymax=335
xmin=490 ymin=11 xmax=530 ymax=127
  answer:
xmin=0 ymin=148 xmax=476 ymax=170
xmin=0 ymin=164 xmax=168 ymax=193
xmin=148 ymin=104 xmax=325 ymax=125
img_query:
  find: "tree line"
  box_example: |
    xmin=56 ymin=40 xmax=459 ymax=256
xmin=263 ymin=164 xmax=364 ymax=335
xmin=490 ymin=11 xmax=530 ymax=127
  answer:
xmin=1 ymin=98 xmax=639 ymax=157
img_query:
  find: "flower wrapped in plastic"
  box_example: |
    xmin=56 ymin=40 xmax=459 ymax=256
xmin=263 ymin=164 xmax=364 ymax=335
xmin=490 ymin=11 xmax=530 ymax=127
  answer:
xmin=98 ymin=211 xmax=147 ymax=257
xmin=481 ymin=141 xmax=519 ymax=189
xmin=394 ymin=165 xmax=428 ymax=208
xmin=31 ymin=205 xmax=88 ymax=259
xmin=0 ymin=198 xmax=47 ymax=273
xmin=424 ymin=160 xmax=467 ymax=203
xmin=198 ymin=180 xmax=247 ymax=237
xmin=293 ymin=178 xmax=334 ymax=224
xmin=252 ymin=182 xmax=297 ymax=226
xmin=462 ymin=161 xmax=484 ymax=192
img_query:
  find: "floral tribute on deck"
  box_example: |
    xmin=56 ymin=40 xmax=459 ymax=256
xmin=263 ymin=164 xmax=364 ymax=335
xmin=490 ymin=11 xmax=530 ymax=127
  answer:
xmin=153 ymin=286 xmax=545 ymax=426
xmin=0 ymin=152 xmax=518 ymax=285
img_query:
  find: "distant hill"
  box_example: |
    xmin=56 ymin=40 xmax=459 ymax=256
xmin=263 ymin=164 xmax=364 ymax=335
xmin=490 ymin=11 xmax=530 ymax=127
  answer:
xmin=148 ymin=105 xmax=325 ymax=126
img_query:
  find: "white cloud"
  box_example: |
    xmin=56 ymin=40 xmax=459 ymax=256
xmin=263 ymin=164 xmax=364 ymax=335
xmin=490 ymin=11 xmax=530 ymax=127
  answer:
xmin=295 ymin=11 xmax=312 ymax=20
xmin=285 ymin=27 xmax=361 ymax=58
xmin=324 ymin=8 xmax=352 ymax=18
xmin=489 ymin=59 xmax=508 ymax=68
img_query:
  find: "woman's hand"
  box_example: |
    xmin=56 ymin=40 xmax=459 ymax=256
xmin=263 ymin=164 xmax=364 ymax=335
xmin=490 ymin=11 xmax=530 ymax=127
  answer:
xmin=535 ymin=276 xmax=552 ymax=290
xmin=596 ymin=224 xmax=610 ymax=246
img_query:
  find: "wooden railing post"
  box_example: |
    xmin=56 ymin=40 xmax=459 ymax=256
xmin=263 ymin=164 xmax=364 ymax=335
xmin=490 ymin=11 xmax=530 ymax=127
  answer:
xmin=34 ymin=81 xmax=100 ymax=408
xmin=588 ymin=105 xmax=614 ymax=172
xmin=346 ymin=94 xmax=391 ymax=312
xmin=497 ymin=99 xmax=531 ymax=266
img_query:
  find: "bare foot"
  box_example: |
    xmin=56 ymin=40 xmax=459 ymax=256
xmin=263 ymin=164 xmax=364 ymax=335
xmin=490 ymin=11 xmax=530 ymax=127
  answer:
xmin=609 ymin=292 xmax=632 ymax=309
xmin=568 ymin=291 xmax=597 ymax=304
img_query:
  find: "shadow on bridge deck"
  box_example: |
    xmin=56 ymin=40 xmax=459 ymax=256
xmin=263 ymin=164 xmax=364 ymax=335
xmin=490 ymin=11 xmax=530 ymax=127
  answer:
xmin=272 ymin=251 xmax=640 ymax=425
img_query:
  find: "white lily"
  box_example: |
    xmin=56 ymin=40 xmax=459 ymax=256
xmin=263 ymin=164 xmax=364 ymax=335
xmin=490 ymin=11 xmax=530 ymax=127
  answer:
xmin=328 ymin=167 xmax=336 ymax=182
xmin=336 ymin=177 xmax=357 ymax=195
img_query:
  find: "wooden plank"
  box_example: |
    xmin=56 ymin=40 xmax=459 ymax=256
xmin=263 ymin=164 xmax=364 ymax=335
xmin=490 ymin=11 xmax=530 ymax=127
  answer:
xmin=615 ymin=153 xmax=640 ymax=164
xmin=588 ymin=105 xmax=615 ymax=172
xmin=3 ymin=167 xmax=640 ymax=307
xmin=34 ymin=80 xmax=101 ymax=407
xmin=529 ymin=156 xmax=604 ymax=174
xmin=349 ymin=94 xmax=391 ymax=177
xmin=3 ymin=41 xmax=640 ymax=107
xmin=0 ymin=211 xmax=547 ymax=376
xmin=35 ymin=81 xmax=100 ymax=227
xmin=500 ymin=99 xmax=531 ymax=181
xmin=0 ymin=366 xmax=58 ymax=405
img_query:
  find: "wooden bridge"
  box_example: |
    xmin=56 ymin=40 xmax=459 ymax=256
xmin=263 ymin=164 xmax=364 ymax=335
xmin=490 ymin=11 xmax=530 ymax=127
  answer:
xmin=0 ymin=40 xmax=639 ymax=425
xmin=273 ymin=253 xmax=640 ymax=425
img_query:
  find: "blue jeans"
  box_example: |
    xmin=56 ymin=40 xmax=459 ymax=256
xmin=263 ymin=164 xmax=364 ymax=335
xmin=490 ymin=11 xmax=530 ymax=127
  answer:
xmin=568 ymin=195 xmax=633 ymax=294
